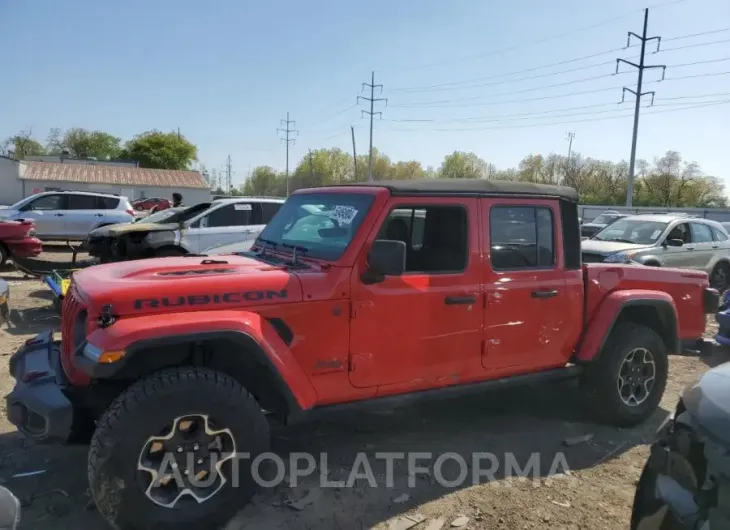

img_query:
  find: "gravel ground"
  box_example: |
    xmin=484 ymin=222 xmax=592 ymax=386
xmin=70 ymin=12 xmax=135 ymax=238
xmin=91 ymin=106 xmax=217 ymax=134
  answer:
xmin=0 ymin=250 xmax=727 ymax=530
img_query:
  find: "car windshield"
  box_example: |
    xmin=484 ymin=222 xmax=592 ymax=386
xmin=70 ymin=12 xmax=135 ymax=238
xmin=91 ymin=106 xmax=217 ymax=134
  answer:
xmin=591 ymin=213 xmax=620 ymax=224
xmin=255 ymin=192 xmax=375 ymax=261
xmin=593 ymin=219 xmax=668 ymax=244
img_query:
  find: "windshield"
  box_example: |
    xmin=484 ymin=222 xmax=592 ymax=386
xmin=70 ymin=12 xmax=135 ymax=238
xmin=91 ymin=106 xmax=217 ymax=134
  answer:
xmin=591 ymin=213 xmax=621 ymax=225
xmin=256 ymin=192 xmax=375 ymax=261
xmin=593 ymin=219 xmax=668 ymax=245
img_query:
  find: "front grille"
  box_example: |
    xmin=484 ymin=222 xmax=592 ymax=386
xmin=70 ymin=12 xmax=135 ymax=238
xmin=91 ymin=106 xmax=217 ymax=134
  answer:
xmin=581 ymin=252 xmax=606 ymax=263
xmin=61 ymin=285 xmax=86 ymax=360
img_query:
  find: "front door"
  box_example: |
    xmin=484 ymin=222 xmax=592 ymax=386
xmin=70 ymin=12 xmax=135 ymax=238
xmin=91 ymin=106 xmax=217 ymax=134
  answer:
xmin=661 ymin=222 xmax=693 ymax=268
xmin=481 ymin=199 xmax=578 ymax=372
xmin=349 ymin=198 xmax=483 ymax=390
xmin=184 ymin=202 xmax=261 ymax=253
xmin=17 ymin=193 xmax=67 ymax=238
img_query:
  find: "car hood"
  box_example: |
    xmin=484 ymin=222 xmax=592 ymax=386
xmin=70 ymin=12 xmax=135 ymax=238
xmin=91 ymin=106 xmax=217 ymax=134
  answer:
xmin=0 ymin=209 xmax=18 ymax=219
xmin=72 ymin=253 xmax=303 ymax=318
xmin=89 ymin=222 xmax=178 ymax=238
xmin=681 ymin=361 xmax=730 ymax=445
xmin=580 ymin=240 xmax=651 ymax=255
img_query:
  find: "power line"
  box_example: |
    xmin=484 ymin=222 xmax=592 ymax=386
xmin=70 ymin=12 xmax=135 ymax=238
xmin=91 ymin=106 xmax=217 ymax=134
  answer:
xmin=357 ymin=71 xmax=387 ymax=181
xmin=277 ymin=112 xmax=298 ymax=196
xmin=659 ymin=37 xmax=730 ymax=53
xmin=379 ymin=100 xmax=730 ymax=132
xmin=388 ymin=70 xmax=730 ymax=109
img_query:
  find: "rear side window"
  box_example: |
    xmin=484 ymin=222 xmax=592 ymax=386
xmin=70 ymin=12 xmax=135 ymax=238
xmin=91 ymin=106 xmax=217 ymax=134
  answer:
xmin=712 ymin=227 xmax=728 ymax=241
xmin=97 ymin=196 xmax=120 ymax=209
xmin=490 ymin=206 xmax=555 ymax=270
xmin=260 ymin=202 xmax=282 ymax=223
xmin=203 ymin=203 xmax=253 ymax=227
xmin=67 ymin=194 xmax=99 ymax=210
xmin=690 ymin=223 xmax=713 ymax=243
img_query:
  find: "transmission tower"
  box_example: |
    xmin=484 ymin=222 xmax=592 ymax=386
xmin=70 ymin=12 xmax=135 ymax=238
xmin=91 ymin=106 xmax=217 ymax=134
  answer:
xmin=277 ymin=112 xmax=298 ymax=196
xmin=616 ymin=8 xmax=666 ymax=207
xmin=225 ymin=155 xmax=232 ymax=192
xmin=357 ymin=71 xmax=387 ymax=181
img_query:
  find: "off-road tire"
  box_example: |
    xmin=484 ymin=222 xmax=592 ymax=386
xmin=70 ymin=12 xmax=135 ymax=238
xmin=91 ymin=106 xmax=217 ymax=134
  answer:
xmin=88 ymin=367 xmax=270 ymax=530
xmin=580 ymin=322 xmax=668 ymax=427
xmin=155 ymin=247 xmax=187 ymax=257
xmin=710 ymin=262 xmax=730 ymax=292
xmin=0 ymin=243 xmax=9 ymax=266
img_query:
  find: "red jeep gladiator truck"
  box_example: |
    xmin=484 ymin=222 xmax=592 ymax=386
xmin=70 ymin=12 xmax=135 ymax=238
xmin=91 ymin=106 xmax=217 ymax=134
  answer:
xmin=5 ymin=180 xmax=719 ymax=530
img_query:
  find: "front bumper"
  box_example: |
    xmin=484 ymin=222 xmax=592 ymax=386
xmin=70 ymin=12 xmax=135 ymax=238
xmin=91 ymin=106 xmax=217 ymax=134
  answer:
xmin=6 ymin=237 xmax=42 ymax=258
xmin=4 ymin=330 xmax=74 ymax=443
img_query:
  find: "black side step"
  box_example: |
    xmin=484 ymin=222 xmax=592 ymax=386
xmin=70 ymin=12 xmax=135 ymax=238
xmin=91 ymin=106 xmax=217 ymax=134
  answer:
xmin=288 ymin=365 xmax=582 ymax=425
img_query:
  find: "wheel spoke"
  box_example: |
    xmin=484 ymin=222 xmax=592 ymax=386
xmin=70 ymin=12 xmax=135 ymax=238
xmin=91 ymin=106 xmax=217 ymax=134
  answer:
xmin=617 ymin=348 xmax=656 ymax=407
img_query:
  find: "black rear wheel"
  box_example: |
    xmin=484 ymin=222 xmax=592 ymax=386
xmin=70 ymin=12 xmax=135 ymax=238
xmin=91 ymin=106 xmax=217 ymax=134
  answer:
xmin=88 ymin=367 xmax=269 ymax=530
xmin=581 ymin=322 xmax=668 ymax=426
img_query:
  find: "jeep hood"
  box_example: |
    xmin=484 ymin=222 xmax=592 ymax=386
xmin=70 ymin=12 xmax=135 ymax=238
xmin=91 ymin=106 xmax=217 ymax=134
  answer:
xmin=90 ymin=222 xmax=177 ymax=238
xmin=581 ymin=239 xmax=651 ymax=255
xmin=72 ymin=254 xmax=303 ymax=317
xmin=681 ymin=361 xmax=730 ymax=446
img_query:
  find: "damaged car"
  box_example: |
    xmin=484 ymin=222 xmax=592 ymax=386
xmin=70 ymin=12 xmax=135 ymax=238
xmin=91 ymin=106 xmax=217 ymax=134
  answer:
xmin=86 ymin=198 xmax=284 ymax=262
xmin=630 ymin=360 xmax=730 ymax=529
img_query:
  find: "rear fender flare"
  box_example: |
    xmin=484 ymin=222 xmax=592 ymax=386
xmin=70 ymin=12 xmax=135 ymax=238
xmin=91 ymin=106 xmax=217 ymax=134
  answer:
xmin=575 ymin=290 xmax=679 ymax=362
xmin=83 ymin=311 xmax=318 ymax=413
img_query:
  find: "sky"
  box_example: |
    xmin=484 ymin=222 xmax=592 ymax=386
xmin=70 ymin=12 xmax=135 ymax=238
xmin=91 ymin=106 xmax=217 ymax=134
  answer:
xmin=1 ymin=0 xmax=729 ymax=189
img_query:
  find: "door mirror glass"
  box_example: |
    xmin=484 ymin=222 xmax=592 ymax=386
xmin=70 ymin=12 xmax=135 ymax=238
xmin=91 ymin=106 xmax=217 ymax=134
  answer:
xmin=666 ymin=238 xmax=684 ymax=247
xmin=0 ymin=486 xmax=21 ymax=529
xmin=367 ymin=240 xmax=406 ymax=277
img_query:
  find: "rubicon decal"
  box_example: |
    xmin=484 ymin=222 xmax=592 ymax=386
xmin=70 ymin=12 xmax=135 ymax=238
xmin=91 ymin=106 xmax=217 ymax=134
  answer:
xmin=134 ymin=290 xmax=288 ymax=310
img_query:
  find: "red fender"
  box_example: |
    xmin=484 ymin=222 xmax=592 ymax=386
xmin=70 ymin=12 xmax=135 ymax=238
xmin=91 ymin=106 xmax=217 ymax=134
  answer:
xmin=575 ymin=289 xmax=678 ymax=362
xmin=83 ymin=310 xmax=319 ymax=410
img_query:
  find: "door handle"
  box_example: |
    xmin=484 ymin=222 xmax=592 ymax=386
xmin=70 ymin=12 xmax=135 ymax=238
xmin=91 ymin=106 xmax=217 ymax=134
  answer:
xmin=686 ymin=246 xmax=695 ymax=251
xmin=713 ymin=245 xmax=719 ymax=249
xmin=95 ymin=213 xmax=103 ymax=217
xmin=531 ymin=289 xmax=558 ymax=299
xmin=444 ymin=295 xmax=477 ymax=305
xmin=55 ymin=213 xmax=64 ymax=217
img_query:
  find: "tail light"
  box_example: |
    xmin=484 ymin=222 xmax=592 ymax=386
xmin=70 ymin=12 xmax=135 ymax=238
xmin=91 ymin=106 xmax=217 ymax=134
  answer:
xmin=27 ymin=228 xmax=36 ymax=237
xmin=126 ymin=209 xmax=135 ymax=217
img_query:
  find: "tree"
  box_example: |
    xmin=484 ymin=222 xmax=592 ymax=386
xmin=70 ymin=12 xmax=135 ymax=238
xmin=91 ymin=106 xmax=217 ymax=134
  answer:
xmin=439 ymin=151 xmax=488 ymax=179
xmin=1 ymin=130 xmax=46 ymax=159
xmin=122 ymin=130 xmax=197 ymax=170
xmin=242 ymin=166 xmax=281 ymax=196
xmin=52 ymin=128 xmax=123 ymax=159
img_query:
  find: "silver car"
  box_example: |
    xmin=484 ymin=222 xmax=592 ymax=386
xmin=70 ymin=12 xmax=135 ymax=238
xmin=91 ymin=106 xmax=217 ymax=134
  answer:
xmin=582 ymin=214 xmax=730 ymax=290
xmin=0 ymin=191 xmax=135 ymax=240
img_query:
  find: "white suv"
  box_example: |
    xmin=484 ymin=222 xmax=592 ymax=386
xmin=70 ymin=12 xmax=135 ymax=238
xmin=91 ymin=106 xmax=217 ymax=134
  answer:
xmin=0 ymin=191 xmax=135 ymax=240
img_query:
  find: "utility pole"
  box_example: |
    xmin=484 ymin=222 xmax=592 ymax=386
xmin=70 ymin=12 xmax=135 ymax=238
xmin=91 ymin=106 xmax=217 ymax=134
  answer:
xmin=225 ymin=155 xmax=232 ymax=193
xmin=357 ymin=71 xmax=387 ymax=181
xmin=351 ymin=126 xmax=358 ymax=183
xmin=277 ymin=112 xmax=298 ymax=196
xmin=616 ymin=8 xmax=665 ymax=206
xmin=308 ymin=149 xmax=314 ymax=185
xmin=566 ymin=131 xmax=575 ymax=162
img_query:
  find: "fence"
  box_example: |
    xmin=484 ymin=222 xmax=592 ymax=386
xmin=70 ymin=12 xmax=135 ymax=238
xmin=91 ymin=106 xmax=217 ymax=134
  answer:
xmin=579 ymin=205 xmax=730 ymax=224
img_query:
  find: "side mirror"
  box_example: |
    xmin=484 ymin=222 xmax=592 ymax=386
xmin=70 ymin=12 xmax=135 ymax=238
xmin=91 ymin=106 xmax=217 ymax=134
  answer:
xmin=665 ymin=238 xmax=684 ymax=247
xmin=0 ymin=486 xmax=21 ymax=529
xmin=364 ymin=240 xmax=406 ymax=283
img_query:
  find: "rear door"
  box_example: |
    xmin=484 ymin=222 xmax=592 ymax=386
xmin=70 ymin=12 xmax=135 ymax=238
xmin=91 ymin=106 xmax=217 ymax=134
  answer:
xmin=481 ymin=199 xmax=578 ymax=372
xmin=17 ymin=194 xmax=67 ymax=238
xmin=65 ymin=194 xmax=103 ymax=237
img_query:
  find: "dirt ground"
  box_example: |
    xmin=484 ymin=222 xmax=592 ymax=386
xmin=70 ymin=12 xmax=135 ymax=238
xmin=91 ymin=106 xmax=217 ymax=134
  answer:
xmin=0 ymin=248 xmax=727 ymax=530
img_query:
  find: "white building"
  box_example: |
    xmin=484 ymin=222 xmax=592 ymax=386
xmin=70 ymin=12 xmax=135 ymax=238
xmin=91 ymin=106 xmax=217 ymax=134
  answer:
xmin=0 ymin=155 xmax=211 ymax=206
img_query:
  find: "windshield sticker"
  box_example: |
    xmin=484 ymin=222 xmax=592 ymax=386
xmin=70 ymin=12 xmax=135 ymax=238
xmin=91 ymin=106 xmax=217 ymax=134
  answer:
xmin=650 ymin=230 xmax=661 ymax=239
xmin=330 ymin=205 xmax=359 ymax=224
xmin=234 ymin=204 xmax=252 ymax=211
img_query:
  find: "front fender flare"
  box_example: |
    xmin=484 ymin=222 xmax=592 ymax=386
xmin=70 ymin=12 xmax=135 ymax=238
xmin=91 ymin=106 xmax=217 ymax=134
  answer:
xmin=81 ymin=310 xmax=318 ymax=412
xmin=575 ymin=290 xmax=679 ymax=362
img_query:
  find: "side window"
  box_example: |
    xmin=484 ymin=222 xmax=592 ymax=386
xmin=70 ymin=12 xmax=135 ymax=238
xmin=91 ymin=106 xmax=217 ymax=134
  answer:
xmin=68 ymin=194 xmax=99 ymax=210
xmin=97 ymin=196 xmax=120 ymax=209
xmin=202 ymin=204 xmax=252 ymax=228
xmin=690 ymin=223 xmax=713 ymax=243
xmin=667 ymin=223 xmax=691 ymax=243
xmin=490 ymin=206 xmax=555 ymax=270
xmin=377 ymin=205 xmax=468 ymax=274
xmin=23 ymin=194 xmax=64 ymax=211
xmin=712 ymin=227 xmax=728 ymax=242
xmin=260 ymin=202 xmax=282 ymax=224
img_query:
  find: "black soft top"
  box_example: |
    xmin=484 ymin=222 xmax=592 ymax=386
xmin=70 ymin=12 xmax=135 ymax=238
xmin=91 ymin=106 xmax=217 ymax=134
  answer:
xmin=334 ymin=179 xmax=578 ymax=202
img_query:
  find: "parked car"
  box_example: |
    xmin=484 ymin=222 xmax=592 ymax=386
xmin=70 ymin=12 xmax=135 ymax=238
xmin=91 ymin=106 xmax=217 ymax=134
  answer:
xmin=86 ymin=197 xmax=284 ymax=261
xmin=630 ymin=360 xmax=730 ymax=529
xmin=132 ymin=197 xmax=171 ymax=212
xmin=5 ymin=179 xmax=718 ymax=530
xmin=0 ymin=220 xmax=42 ymax=266
xmin=0 ymin=191 xmax=135 ymax=240
xmin=581 ymin=210 xmax=626 ymax=238
xmin=582 ymin=214 xmax=730 ymax=290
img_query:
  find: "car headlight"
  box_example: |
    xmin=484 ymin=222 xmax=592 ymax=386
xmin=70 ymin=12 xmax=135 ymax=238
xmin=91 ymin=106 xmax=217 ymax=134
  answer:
xmin=603 ymin=251 xmax=636 ymax=263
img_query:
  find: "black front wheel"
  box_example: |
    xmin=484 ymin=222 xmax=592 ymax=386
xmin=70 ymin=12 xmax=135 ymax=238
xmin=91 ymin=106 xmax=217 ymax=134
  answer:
xmin=88 ymin=367 xmax=270 ymax=530
xmin=710 ymin=262 xmax=730 ymax=292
